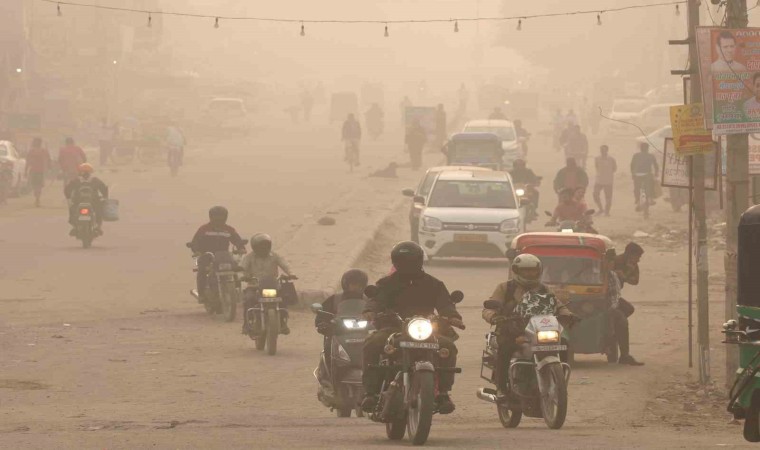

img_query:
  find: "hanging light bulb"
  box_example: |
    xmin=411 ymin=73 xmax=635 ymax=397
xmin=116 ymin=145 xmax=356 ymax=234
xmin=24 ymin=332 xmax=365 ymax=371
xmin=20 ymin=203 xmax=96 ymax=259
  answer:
xmin=148 ymin=13 xmax=152 ymax=28
xmin=517 ymin=19 xmax=522 ymax=31
xmin=300 ymin=22 xmax=305 ymax=37
xmin=57 ymin=3 xmax=62 ymax=17
xmin=454 ymin=20 xmax=459 ymax=33
xmin=597 ymin=13 xmax=602 ymax=26
xmin=675 ymin=4 xmax=681 ymax=16
xmin=384 ymin=24 xmax=389 ymax=37
xmin=214 ymin=17 xmax=219 ymax=29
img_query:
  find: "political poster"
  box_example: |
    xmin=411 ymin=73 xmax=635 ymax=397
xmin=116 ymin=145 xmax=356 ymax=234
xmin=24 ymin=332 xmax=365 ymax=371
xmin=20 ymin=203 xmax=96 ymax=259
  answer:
xmin=697 ymin=27 xmax=760 ymax=135
xmin=669 ymin=104 xmax=713 ymax=155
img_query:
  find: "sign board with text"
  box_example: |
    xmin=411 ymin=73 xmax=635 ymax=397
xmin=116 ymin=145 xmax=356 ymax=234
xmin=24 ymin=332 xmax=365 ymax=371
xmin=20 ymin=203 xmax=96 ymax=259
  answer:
xmin=661 ymin=138 xmax=718 ymax=190
xmin=669 ymin=104 xmax=713 ymax=154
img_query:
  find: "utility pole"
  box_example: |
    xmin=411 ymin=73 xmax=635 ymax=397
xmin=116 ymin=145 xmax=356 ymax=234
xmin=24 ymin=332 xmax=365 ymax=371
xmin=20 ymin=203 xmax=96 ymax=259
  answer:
xmin=725 ymin=0 xmax=750 ymax=388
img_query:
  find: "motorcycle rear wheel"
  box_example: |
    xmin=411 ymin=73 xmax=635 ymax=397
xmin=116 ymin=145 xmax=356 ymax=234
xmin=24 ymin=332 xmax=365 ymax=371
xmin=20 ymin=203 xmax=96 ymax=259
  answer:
xmin=744 ymin=393 xmax=760 ymax=442
xmin=79 ymin=224 xmax=92 ymax=249
xmin=265 ymin=309 xmax=279 ymax=355
xmin=540 ymin=363 xmax=568 ymax=429
xmin=497 ymin=402 xmax=522 ymax=428
xmin=407 ymin=371 xmax=435 ymax=445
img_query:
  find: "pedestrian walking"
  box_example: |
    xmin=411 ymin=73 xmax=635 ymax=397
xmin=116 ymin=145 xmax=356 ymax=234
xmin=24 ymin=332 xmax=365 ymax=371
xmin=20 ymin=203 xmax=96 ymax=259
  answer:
xmin=26 ymin=137 xmax=51 ymax=207
xmin=58 ymin=137 xmax=86 ymax=184
xmin=405 ymin=120 xmax=427 ymax=170
xmin=593 ymin=145 xmax=617 ymax=216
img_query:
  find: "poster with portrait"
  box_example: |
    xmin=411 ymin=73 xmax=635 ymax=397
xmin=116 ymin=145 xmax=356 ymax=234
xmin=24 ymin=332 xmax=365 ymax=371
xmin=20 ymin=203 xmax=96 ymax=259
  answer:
xmin=697 ymin=27 xmax=760 ymax=135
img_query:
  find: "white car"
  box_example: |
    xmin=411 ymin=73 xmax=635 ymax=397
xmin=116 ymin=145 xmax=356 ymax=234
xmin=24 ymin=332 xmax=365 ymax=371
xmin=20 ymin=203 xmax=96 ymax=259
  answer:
xmin=636 ymin=103 xmax=679 ymax=134
xmin=0 ymin=140 xmax=27 ymax=194
xmin=462 ymin=119 xmax=522 ymax=169
xmin=417 ymin=170 xmax=521 ymax=258
xmin=604 ymin=97 xmax=648 ymax=136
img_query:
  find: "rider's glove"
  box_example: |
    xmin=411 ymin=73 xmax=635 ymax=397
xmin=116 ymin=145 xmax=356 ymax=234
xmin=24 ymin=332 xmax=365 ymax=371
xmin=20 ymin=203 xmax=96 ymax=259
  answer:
xmin=448 ymin=317 xmax=465 ymax=330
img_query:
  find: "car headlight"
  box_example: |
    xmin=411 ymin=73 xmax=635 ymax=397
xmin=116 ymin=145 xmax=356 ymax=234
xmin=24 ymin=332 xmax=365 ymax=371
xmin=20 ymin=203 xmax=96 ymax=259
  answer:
xmin=515 ymin=188 xmax=525 ymax=197
xmin=342 ymin=319 xmax=368 ymax=329
xmin=407 ymin=318 xmax=433 ymax=341
xmin=500 ymin=218 xmax=520 ymax=233
xmin=422 ymin=216 xmax=443 ymax=232
xmin=537 ymin=330 xmax=560 ymax=343
xmin=337 ymin=344 xmax=351 ymax=361
xmin=262 ymin=289 xmax=278 ymax=298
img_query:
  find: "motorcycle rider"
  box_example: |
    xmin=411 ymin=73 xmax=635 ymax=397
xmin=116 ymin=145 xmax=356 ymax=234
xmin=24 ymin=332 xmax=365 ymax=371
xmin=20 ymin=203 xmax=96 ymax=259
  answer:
xmin=341 ymin=113 xmax=362 ymax=165
xmin=547 ymin=187 xmax=587 ymax=226
xmin=315 ymin=269 xmax=369 ymax=393
xmin=189 ymin=206 xmax=247 ymax=303
xmin=482 ymin=254 xmax=574 ymax=396
xmin=611 ymin=242 xmax=645 ymax=366
xmin=240 ymin=233 xmax=297 ymax=335
xmin=361 ymin=241 xmax=463 ymax=414
xmin=513 ymin=119 xmax=531 ymax=156
xmin=64 ymin=163 xmax=108 ymax=235
xmin=510 ymin=159 xmax=541 ymax=214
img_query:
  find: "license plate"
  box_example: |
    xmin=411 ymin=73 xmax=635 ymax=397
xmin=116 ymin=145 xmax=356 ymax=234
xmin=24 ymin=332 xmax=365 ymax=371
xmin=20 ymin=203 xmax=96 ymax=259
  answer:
xmin=533 ymin=344 xmax=567 ymax=352
xmin=399 ymin=341 xmax=439 ymax=349
xmin=453 ymin=233 xmax=487 ymax=243
xmin=344 ymin=338 xmax=365 ymax=344
xmin=78 ymin=216 xmax=92 ymax=221
xmin=259 ymin=297 xmax=282 ymax=303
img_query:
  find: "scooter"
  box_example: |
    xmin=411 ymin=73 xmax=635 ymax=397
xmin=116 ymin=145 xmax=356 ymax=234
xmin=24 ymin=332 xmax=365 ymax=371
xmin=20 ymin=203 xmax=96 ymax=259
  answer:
xmin=311 ymin=297 xmax=370 ymax=418
xmin=244 ymin=274 xmax=297 ymax=356
xmin=477 ymin=299 xmax=571 ymax=429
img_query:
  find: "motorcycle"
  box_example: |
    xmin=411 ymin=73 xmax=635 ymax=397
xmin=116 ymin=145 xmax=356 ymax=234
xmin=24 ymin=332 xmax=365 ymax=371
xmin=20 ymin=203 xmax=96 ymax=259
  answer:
xmin=244 ymin=274 xmax=298 ymax=356
xmin=477 ymin=300 xmax=571 ymax=429
xmin=311 ymin=297 xmax=370 ymax=418
xmin=367 ymin=287 xmax=465 ymax=446
xmin=187 ymin=241 xmax=247 ymax=321
xmin=514 ymin=178 xmax=542 ymax=230
xmin=544 ymin=209 xmax=597 ymax=234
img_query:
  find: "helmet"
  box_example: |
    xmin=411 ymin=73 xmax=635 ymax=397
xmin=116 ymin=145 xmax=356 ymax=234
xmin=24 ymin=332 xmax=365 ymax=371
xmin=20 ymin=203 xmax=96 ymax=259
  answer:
xmin=511 ymin=253 xmax=542 ymax=288
xmin=208 ymin=206 xmax=228 ymax=225
xmin=341 ymin=269 xmax=369 ymax=291
xmin=77 ymin=163 xmax=94 ymax=175
xmin=391 ymin=241 xmax=424 ymax=275
xmin=251 ymin=233 xmax=272 ymax=257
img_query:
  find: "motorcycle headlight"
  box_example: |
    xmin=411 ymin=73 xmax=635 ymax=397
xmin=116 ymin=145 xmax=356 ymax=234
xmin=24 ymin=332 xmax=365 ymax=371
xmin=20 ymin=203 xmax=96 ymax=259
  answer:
xmin=500 ymin=218 xmax=520 ymax=234
xmin=262 ymin=289 xmax=278 ymax=298
xmin=342 ymin=319 xmax=368 ymax=329
xmin=337 ymin=344 xmax=351 ymax=361
xmin=407 ymin=318 xmax=433 ymax=341
xmin=515 ymin=188 xmax=525 ymax=197
xmin=537 ymin=330 xmax=560 ymax=343
xmin=422 ymin=216 xmax=443 ymax=232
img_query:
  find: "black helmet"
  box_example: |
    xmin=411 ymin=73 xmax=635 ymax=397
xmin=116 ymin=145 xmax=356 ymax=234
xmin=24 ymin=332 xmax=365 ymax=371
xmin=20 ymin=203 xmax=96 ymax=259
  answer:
xmin=208 ymin=206 xmax=228 ymax=225
xmin=391 ymin=241 xmax=424 ymax=275
xmin=341 ymin=269 xmax=369 ymax=291
xmin=251 ymin=233 xmax=272 ymax=257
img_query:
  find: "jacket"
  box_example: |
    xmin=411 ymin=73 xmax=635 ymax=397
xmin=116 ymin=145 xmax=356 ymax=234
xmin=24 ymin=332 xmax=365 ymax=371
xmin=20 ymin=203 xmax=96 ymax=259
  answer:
xmin=190 ymin=223 xmax=245 ymax=254
xmin=64 ymin=177 xmax=108 ymax=203
xmin=364 ymin=271 xmax=461 ymax=320
xmin=553 ymin=167 xmax=589 ymax=193
xmin=240 ymin=251 xmax=292 ymax=284
xmin=482 ymin=280 xmax=572 ymax=324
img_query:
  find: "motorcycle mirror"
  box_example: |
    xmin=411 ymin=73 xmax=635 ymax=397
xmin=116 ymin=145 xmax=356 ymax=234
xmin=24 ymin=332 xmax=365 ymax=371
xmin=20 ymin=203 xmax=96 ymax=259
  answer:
xmin=364 ymin=285 xmax=379 ymax=298
xmin=483 ymin=299 xmax=502 ymax=310
xmin=451 ymin=290 xmax=464 ymax=304
xmin=585 ymin=209 xmax=596 ymax=216
xmin=402 ymin=188 xmax=415 ymax=197
xmin=310 ymin=303 xmax=323 ymax=313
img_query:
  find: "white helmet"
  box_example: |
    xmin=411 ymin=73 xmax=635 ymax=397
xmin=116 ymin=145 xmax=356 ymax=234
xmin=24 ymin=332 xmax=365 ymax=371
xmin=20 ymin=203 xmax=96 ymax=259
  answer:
xmin=511 ymin=253 xmax=542 ymax=288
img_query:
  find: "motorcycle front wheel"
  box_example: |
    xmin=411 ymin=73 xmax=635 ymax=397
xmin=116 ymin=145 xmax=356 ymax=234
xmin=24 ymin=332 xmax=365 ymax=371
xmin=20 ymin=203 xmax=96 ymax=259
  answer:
xmin=386 ymin=417 xmax=406 ymax=440
xmin=265 ymin=308 xmax=280 ymax=355
xmin=497 ymin=401 xmax=522 ymax=428
xmin=540 ymin=363 xmax=568 ymax=429
xmin=407 ymin=371 xmax=435 ymax=445
xmin=219 ymin=282 xmax=237 ymax=322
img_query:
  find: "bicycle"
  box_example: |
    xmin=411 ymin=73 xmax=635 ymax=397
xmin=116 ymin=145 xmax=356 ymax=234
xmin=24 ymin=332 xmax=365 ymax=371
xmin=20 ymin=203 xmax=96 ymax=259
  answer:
xmin=633 ymin=173 xmax=653 ymax=219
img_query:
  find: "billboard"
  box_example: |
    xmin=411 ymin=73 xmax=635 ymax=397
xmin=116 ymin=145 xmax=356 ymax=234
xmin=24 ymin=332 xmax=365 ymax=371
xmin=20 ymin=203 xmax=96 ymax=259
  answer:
xmin=669 ymin=103 xmax=713 ymax=155
xmin=697 ymin=27 xmax=760 ymax=135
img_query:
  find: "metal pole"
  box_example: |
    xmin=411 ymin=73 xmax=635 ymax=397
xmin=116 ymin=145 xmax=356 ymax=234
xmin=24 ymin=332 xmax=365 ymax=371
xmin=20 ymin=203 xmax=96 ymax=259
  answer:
xmin=689 ymin=156 xmax=694 ymax=368
xmin=725 ymin=0 xmax=749 ymax=389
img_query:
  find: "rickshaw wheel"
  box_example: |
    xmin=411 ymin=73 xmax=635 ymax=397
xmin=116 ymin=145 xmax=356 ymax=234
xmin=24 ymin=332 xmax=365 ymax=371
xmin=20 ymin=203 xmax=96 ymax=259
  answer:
xmin=744 ymin=393 xmax=760 ymax=442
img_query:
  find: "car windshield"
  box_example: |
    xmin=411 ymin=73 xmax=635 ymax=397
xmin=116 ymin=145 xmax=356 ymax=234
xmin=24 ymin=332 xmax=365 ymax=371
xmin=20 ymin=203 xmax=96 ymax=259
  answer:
xmin=538 ymin=256 xmax=603 ymax=286
xmin=428 ymin=180 xmax=516 ymax=209
xmin=613 ymin=100 xmax=645 ymax=113
xmin=463 ymin=126 xmax=516 ymax=141
xmin=209 ymin=101 xmax=244 ymax=113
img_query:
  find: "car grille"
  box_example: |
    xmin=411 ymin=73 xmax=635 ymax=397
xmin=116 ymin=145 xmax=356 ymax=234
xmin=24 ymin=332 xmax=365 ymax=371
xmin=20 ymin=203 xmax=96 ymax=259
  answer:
xmin=442 ymin=222 xmax=499 ymax=232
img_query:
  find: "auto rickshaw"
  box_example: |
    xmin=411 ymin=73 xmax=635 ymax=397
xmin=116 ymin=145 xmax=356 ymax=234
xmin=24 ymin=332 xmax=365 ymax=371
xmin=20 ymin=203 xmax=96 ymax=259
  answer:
xmin=442 ymin=132 xmax=504 ymax=170
xmin=724 ymin=204 xmax=760 ymax=442
xmin=507 ymin=232 xmax=617 ymax=364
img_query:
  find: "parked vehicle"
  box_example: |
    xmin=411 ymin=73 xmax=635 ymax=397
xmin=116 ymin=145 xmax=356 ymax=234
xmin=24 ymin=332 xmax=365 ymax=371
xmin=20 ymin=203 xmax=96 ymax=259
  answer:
xmin=603 ymin=97 xmax=647 ymax=137
xmin=311 ymin=297 xmax=370 ymax=418
xmin=441 ymin=132 xmax=506 ymax=170
xmin=244 ymin=274 xmax=297 ymax=356
xmin=0 ymin=140 xmax=27 ymax=196
xmin=401 ymin=165 xmax=492 ymax=243
xmin=188 ymin=242 xmax=247 ymax=321
xmin=478 ymin=299 xmax=571 ymax=429
xmin=636 ymin=103 xmax=679 ymax=135
xmin=462 ymin=120 xmax=522 ymax=169
xmin=507 ymin=232 xmax=618 ymax=363
xmin=367 ymin=288 xmax=465 ymax=445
